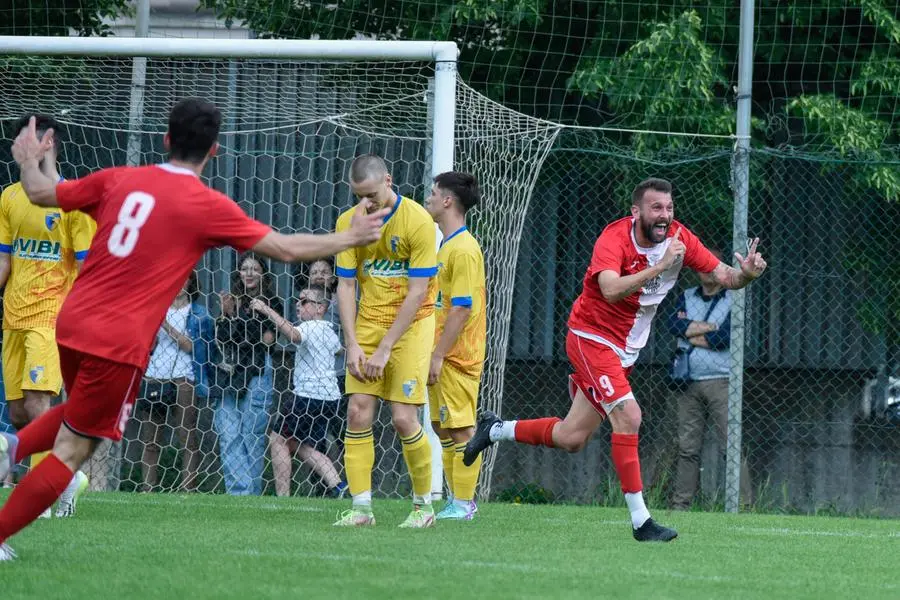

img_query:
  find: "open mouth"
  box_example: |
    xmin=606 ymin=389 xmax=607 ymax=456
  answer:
xmin=653 ymin=223 xmax=669 ymax=236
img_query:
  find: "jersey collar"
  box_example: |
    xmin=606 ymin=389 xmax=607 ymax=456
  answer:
xmin=382 ymin=189 xmax=402 ymax=224
xmin=440 ymin=225 xmax=467 ymax=248
xmin=157 ymin=163 xmax=199 ymax=177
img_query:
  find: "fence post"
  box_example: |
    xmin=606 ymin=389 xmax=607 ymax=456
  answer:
xmin=726 ymin=0 xmax=755 ymax=514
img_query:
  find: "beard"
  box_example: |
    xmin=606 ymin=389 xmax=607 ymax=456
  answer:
xmin=639 ymin=217 xmax=671 ymax=244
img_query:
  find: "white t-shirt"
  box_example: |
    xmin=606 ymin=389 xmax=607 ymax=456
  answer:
xmin=292 ymin=319 xmax=341 ymax=401
xmin=145 ymin=303 xmax=194 ymax=381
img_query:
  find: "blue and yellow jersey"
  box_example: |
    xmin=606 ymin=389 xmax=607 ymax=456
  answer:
xmin=0 ymin=182 xmax=96 ymax=330
xmin=434 ymin=226 xmax=486 ymax=377
xmin=336 ymin=194 xmax=437 ymax=328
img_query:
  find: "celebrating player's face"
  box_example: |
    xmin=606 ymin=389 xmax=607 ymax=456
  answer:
xmin=351 ymin=175 xmax=393 ymax=213
xmin=635 ymin=190 xmax=674 ymax=244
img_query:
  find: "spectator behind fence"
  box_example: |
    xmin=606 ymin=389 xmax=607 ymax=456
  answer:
xmin=252 ymin=285 xmax=347 ymax=498
xmin=303 ymin=258 xmax=344 ymax=384
xmin=133 ymin=271 xmax=213 ymax=492
xmin=213 ymin=253 xmax=275 ymax=496
xmin=666 ymin=255 xmax=752 ymax=509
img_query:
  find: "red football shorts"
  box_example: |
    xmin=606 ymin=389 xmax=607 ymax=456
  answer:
xmin=59 ymin=344 xmax=143 ymax=441
xmin=565 ymin=331 xmax=635 ymax=418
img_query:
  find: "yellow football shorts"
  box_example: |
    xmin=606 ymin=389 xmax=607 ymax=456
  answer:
xmin=346 ymin=316 xmax=435 ymax=405
xmin=428 ymin=362 xmax=481 ymax=429
xmin=2 ymin=328 xmax=63 ymax=400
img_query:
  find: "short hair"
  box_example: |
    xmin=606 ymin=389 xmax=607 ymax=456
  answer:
xmin=349 ymin=154 xmax=389 ymax=184
xmin=12 ymin=113 xmax=62 ymax=140
xmin=167 ymin=97 xmax=222 ymax=163
xmin=632 ymin=178 xmax=673 ymax=206
xmin=434 ymin=171 xmax=481 ymax=212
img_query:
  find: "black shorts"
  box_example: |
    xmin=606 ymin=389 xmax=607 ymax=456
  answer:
xmin=136 ymin=379 xmax=180 ymax=420
xmin=272 ymin=395 xmax=340 ymax=452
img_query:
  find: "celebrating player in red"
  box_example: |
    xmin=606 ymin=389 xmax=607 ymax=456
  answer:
xmin=464 ymin=178 xmax=767 ymax=542
xmin=0 ymin=97 xmax=387 ymax=561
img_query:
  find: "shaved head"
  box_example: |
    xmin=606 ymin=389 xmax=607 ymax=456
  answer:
xmin=350 ymin=154 xmax=389 ymax=184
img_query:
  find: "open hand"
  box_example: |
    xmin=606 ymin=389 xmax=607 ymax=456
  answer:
xmin=348 ymin=200 xmax=390 ymax=247
xmin=219 ymin=291 xmax=236 ymax=317
xmin=248 ymin=298 xmax=270 ymax=315
xmin=12 ymin=116 xmax=54 ymax=165
xmin=735 ymin=237 xmax=767 ymax=280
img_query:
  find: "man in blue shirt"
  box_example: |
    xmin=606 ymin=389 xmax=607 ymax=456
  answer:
xmin=667 ymin=256 xmax=752 ymax=509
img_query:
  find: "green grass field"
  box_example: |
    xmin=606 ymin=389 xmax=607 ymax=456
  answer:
xmin=0 ymin=491 xmax=896 ymax=599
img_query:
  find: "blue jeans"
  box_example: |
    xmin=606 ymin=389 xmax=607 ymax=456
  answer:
xmin=214 ymin=369 xmax=273 ymax=495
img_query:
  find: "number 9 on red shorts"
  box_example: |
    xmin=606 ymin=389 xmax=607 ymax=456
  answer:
xmin=565 ymin=331 xmax=635 ymax=418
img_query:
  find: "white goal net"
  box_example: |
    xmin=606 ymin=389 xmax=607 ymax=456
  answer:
xmin=0 ymin=45 xmax=559 ymax=500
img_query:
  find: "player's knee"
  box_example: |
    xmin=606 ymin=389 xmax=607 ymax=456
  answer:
xmin=447 ymin=426 xmax=474 ymax=444
xmin=391 ymin=412 xmax=419 ymax=437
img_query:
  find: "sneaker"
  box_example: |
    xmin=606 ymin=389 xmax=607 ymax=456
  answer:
xmin=633 ymin=518 xmax=678 ymax=542
xmin=398 ymin=505 xmax=435 ymax=529
xmin=463 ymin=411 xmax=501 ymax=467
xmin=56 ymin=471 xmax=89 ymax=518
xmin=436 ymin=501 xmax=476 ymax=521
xmin=0 ymin=433 xmax=16 ymax=484
xmin=37 ymin=507 xmax=52 ymax=519
xmin=333 ymin=507 xmax=376 ymax=527
xmin=327 ymin=482 xmax=348 ymax=499
xmin=0 ymin=543 xmax=16 ymax=562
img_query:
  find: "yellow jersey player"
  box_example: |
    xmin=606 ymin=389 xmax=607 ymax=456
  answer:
xmin=424 ymin=172 xmax=486 ymax=521
xmin=0 ymin=115 xmax=95 ymax=518
xmin=333 ymin=154 xmax=438 ymax=528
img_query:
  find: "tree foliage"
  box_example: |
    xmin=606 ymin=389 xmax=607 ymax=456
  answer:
xmin=0 ymin=0 xmax=131 ymax=37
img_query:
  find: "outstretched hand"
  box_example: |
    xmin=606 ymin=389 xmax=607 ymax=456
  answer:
xmin=348 ymin=200 xmax=390 ymax=247
xmin=734 ymin=237 xmax=767 ymax=280
xmin=11 ymin=116 xmax=53 ymax=165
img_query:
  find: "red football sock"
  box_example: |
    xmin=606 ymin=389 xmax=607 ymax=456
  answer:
xmin=0 ymin=454 xmax=73 ymax=543
xmin=611 ymin=432 xmax=642 ymax=493
xmin=514 ymin=417 xmax=561 ymax=448
xmin=13 ymin=403 xmax=65 ymax=463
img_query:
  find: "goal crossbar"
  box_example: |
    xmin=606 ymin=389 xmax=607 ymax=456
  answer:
xmin=0 ymin=35 xmax=459 ymax=182
xmin=0 ymin=36 xmax=459 ymax=62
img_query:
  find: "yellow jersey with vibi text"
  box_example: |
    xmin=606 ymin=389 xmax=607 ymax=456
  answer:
xmin=434 ymin=226 xmax=486 ymax=378
xmin=335 ymin=193 xmax=437 ymax=328
xmin=0 ymin=181 xmax=96 ymax=330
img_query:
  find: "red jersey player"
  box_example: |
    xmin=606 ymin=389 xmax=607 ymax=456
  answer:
xmin=464 ymin=178 xmax=767 ymax=542
xmin=0 ymin=98 xmax=387 ymax=561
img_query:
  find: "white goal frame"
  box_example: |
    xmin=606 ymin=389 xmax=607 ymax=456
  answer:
xmin=0 ymin=36 xmax=458 ymax=176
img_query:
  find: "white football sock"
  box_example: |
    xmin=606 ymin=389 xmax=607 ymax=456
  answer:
xmin=489 ymin=420 xmax=517 ymax=442
xmin=352 ymin=491 xmax=372 ymax=509
xmin=625 ymin=492 xmax=651 ymax=529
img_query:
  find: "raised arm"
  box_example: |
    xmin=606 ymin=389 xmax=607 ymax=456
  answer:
xmin=11 ymin=117 xmax=59 ymax=207
xmin=599 ymin=228 xmax=686 ymax=303
xmin=709 ymin=238 xmax=767 ymax=290
xmin=250 ymin=298 xmax=302 ymax=345
xmin=252 ymin=201 xmax=388 ymax=264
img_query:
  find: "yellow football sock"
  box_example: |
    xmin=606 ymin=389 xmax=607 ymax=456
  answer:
xmin=344 ymin=428 xmax=374 ymax=498
xmin=399 ymin=427 xmax=432 ymax=499
xmin=453 ymin=442 xmax=481 ymax=502
xmin=30 ymin=451 xmax=50 ymax=470
xmin=440 ymin=438 xmax=455 ymax=497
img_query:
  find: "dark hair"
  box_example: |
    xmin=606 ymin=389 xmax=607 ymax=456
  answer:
xmin=349 ymin=154 xmax=389 ymax=183
xmin=632 ymin=178 xmax=673 ymax=206
xmin=12 ymin=113 xmax=62 ymax=140
xmin=434 ymin=171 xmax=481 ymax=212
xmin=297 ymin=257 xmax=336 ymax=293
xmin=231 ymin=252 xmax=276 ymax=302
xmin=167 ymin=97 xmax=222 ymax=163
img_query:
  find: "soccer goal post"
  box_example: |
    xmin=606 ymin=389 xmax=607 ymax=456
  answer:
xmin=0 ymin=35 xmax=559 ymax=499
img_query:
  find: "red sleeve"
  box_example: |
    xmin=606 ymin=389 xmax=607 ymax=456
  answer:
xmin=587 ymin=226 xmax=625 ymax=277
xmin=679 ymin=223 xmax=720 ymax=273
xmin=204 ymin=191 xmax=272 ymax=251
xmin=56 ymin=168 xmax=120 ymax=215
